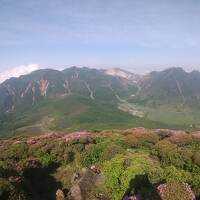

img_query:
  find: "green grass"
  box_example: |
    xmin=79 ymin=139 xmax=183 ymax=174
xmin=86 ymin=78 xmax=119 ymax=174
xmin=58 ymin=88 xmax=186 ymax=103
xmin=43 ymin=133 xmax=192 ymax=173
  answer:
xmin=134 ymin=104 xmax=200 ymax=129
xmin=0 ymin=94 xmax=197 ymax=138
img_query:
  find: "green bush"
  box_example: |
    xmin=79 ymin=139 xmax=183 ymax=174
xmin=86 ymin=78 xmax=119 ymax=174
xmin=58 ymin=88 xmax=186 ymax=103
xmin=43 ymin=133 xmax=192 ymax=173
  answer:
xmin=101 ymin=143 xmax=125 ymax=161
xmin=81 ymin=144 xmax=104 ymax=166
xmin=102 ymin=153 xmax=158 ymax=200
xmin=193 ymin=152 xmax=200 ymax=166
xmin=161 ymin=166 xmax=192 ymax=183
xmin=159 ymin=182 xmax=195 ymax=200
xmin=34 ymin=150 xmax=57 ymax=167
xmin=153 ymin=140 xmax=184 ymax=167
xmin=192 ymin=174 xmax=200 ymax=196
xmin=149 ymin=166 xmax=192 ymax=185
xmin=80 ymin=141 xmax=110 ymax=166
xmin=0 ymin=143 xmax=29 ymax=162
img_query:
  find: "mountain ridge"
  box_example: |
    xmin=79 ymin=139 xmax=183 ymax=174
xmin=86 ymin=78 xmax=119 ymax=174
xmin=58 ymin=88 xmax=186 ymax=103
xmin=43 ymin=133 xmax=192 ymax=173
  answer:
xmin=1 ymin=66 xmax=200 ymax=137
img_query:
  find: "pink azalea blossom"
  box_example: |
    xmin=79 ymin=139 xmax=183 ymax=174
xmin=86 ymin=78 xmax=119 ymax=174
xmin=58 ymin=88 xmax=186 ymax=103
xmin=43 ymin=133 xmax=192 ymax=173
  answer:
xmin=157 ymin=183 xmax=195 ymax=200
xmin=63 ymin=131 xmax=91 ymax=142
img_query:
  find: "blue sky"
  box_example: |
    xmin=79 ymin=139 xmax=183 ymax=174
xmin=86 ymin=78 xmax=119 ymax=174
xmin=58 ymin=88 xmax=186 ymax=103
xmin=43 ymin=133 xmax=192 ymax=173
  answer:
xmin=0 ymin=0 xmax=200 ymax=77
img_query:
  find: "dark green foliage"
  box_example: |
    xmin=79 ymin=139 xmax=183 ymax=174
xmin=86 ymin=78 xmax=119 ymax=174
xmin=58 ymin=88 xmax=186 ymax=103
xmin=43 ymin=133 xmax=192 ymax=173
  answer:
xmin=193 ymin=152 xmax=200 ymax=166
xmin=0 ymin=178 xmax=27 ymax=200
xmin=192 ymin=173 xmax=200 ymax=196
xmin=34 ymin=149 xmax=57 ymax=167
xmin=101 ymin=143 xmax=125 ymax=161
xmin=0 ymin=128 xmax=200 ymax=200
xmin=0 ymin=143 xmax=29 ymax=161
xmin=80 ymin=143 xmax=105 ymax=166
xmin=113 ymin=139 xmax=131 ymax=149
xmin=80 ymin=139 xmax=127 ymax=166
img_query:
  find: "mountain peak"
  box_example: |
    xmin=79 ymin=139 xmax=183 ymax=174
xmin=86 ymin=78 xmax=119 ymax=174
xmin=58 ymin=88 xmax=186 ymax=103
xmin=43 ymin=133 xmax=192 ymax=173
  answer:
xmin=105 ymin=68 xmax=131 ymax=76
xmin=104 ymin=68 xmax=141 ymax=82
xmin=163 ymin=67 xmax=186 ymax=74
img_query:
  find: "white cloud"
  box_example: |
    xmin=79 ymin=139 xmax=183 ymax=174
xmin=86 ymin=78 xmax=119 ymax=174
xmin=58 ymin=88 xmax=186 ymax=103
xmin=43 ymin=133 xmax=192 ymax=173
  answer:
xmin=0 ymin=64 xmax=40 ymax=83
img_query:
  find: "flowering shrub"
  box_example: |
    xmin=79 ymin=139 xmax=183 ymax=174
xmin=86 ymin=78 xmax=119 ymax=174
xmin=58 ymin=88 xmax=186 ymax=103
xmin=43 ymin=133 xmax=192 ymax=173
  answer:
xmin=157 ymin=183 xmax=195 ymax=200
xmin=63 ymin=131 xmax=91 ymax=142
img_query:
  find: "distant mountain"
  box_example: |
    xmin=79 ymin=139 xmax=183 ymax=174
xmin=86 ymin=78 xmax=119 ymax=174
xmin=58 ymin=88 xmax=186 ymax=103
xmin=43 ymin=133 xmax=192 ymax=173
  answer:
xmin=136 ymin=67 xmax=200 ymax=108
xmin=0 ymin=67 xmax=143 ymax=137
xmin=1 ymin=66 xmax=200 ymax=137
xmin=0 ymin=67 xmax=139 ymax=113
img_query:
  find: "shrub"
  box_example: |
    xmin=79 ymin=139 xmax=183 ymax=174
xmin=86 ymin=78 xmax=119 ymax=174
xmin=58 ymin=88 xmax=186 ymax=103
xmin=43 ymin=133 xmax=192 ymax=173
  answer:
xmin=157 ymin=182 xmax=195 ymax=200
xmin=178 ymin=149 xmax=193 ymax=169
xmin=19 ymin=158 xmax=43 ymax=170
xmin=125 ymin=132 xmax=159 ymax=148
xmin=80 ymin=141 xmax=110 ymax=166
xmin=63 ymin=151 xmax=75 ymax=164
xmin=81 ymin=144 xmax=104 ymax=166
xmin=193 ymin=152 xmax=200 ymax=166
xmin=101 ymin=143 xmax=125 ymax=161
xmin=113 ymin=139 xmax=130 ymax=149
xmin=103 ymin=153 xmax=157 ymax=200
xmin=34 ymin=150 xmax=57 ymax=167
xmin=161 ymin=166 xmax=192 ymax=183
xmin=192 ymin=173 xmax=200 ymax=196
xmin=1 ymin=143 xmax=29 ymax=162
xmin=53 ymin=165 xmax=79 ymax=188
xmin=153 ymin=140 xmax=184 ymax=167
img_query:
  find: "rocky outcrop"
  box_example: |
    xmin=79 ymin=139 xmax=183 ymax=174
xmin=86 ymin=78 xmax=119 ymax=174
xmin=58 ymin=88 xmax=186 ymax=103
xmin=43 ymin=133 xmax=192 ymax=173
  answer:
xmin=56 ymin=189 xmax=65 ymax=200
xmin=39 ymin=79 xmax=49 ymax=96
xmin=123 ymin=195 xmax=141 ymax=200
xmin=68 ymin=168 xmax=99 ymax=200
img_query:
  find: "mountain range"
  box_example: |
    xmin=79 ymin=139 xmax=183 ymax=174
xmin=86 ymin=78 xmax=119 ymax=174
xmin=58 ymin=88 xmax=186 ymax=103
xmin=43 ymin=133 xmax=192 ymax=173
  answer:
xmin=1 ymin=66 xmax=200 ymax=137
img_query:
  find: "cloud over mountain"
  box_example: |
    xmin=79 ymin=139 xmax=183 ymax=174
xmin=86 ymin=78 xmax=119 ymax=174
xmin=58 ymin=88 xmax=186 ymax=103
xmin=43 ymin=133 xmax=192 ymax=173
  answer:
xmin=0 ymin=64 xmax=40 ymax=83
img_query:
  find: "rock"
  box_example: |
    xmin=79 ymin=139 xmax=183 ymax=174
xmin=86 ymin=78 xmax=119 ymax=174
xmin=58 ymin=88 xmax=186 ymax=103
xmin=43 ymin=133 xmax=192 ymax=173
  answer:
xmin=123 ymin=194 xmax=142 ymax=200
xmin=56 ymin=189 xmax=65 ymax=200
xmin=90 ymin=165 xmax=101 ymax=174
xmin=70 ymin=184 xmax=83 ymax=200
xmin=8 ymin=176 xmax=22 ymax=183
xmin=68 ymin=168 xmax=98 ymax=200
xmin=71 ymin=172 xmax=81 ymax=184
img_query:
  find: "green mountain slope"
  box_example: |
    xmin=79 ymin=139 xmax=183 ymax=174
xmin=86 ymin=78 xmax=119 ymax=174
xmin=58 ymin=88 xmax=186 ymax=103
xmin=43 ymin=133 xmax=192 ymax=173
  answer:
xmin=1 ymin=66 xmax=200 ymax=137
xmin=1 ymin=94 xmax=173 ymax=137
xmin=0 ymin=67 xmax=142 ymax=137
xmin=135 ymin=67 xmax=200 ymax=108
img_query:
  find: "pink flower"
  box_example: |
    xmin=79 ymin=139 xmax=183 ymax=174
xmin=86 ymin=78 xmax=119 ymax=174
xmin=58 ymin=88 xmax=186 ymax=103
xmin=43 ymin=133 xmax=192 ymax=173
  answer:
xmin=63 ymin=131 xmax=91 ymax=142
xmin=157 ymin=183 xmax=196 ymax=200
